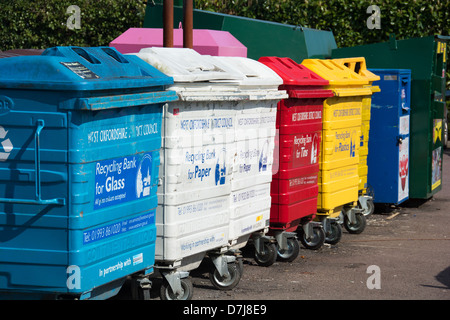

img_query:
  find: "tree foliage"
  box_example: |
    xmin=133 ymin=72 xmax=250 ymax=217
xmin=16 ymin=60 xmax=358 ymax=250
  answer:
xmin=195 ymin=0 xmax=450 ymax=89
xmin=1 ymin=0 xmax=448 ymax=50
xmin=195 ymin=0 xmax=449 ymax=48
xmin=0 ymin=0 xmax=146 ymax=50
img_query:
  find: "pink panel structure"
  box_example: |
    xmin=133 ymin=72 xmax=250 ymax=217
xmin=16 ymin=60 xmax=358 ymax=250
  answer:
xmin=110 ymin=28 xmax=247 ymax=57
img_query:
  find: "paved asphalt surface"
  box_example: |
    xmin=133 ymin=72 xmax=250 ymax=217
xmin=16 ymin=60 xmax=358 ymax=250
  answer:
xmin=188 ymin=147 xmax=450 ymax=301
xmin=115 ymin=146 xmax=450 ymax=303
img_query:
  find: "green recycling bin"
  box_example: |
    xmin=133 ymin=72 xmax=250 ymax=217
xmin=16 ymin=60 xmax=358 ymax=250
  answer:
xmin=332 ymin=34 xmax=449 ymax=199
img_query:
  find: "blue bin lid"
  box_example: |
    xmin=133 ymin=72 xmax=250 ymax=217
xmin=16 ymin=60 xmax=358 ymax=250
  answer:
xmin=0 ymin=46 xmax=174 ymax=91
xmin=368 ymin=68 xmax=412 ymax=75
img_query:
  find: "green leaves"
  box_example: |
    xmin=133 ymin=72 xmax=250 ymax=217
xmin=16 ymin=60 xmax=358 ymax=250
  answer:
xmin=3 ymin=0 xmax=447 ymax=51
xmin=0 ymin=0 xmax=146 ymax=50
xmin=195 ymin=0 xmax=450 ymax=48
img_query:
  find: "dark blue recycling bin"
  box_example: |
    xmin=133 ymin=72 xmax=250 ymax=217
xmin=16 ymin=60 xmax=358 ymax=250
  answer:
xmin=0 ymin=46 xmax=178 ymax=299
xmin=367 ymin=69 xmax=411 ymax=205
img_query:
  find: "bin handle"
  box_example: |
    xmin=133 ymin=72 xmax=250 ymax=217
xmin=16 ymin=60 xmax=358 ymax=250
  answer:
xmin=0 ymin=120 xmax=66 ymax=206
xmin=71 ymin=47 xmax=101 ymax=64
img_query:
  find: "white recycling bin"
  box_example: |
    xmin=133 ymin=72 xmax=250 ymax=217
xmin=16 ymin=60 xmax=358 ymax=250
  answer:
xmin=131 ymin=48 xmax=286 ymax=300
xmin=216 ymin=57 xmax=283 ymax=264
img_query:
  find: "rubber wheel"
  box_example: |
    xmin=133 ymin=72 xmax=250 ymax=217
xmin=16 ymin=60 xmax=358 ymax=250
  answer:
xmin=325 ymin=222 xmax=342 ymax=244
xmin=254 ymin=242 xmax=277 ymax=267
xmin=209 ymin=260 xmax=242 ymax=291
xmin=277 ymin=237 xmax=300 ymax=262
xmin=160 ymin=278 xmax=193 ymax=300
xmin=298 ymin=225 xmax=325 ymax=250
xmin=365 ymin=199 xmax=375 ymax=216
xmin=344 ymin=212 xmax=367 ymax=234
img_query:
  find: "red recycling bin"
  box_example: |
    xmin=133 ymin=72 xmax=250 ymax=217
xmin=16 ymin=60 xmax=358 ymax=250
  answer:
xmin=259 ymin=57 xmax=333 ymax=259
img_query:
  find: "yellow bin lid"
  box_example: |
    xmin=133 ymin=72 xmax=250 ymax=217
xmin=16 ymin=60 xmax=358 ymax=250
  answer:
xmin=332 ymin=57 xmax=380 ymax=84
xmin=301 ymin=59 xmax=373 ymax=96
xmin=301 ymin=59 xmax=369 ymax=86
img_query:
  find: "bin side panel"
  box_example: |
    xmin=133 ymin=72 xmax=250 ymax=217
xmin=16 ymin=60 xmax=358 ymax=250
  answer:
xmin=271 ymin=97 xmax=323 ymax=229
xmin=67 ymin=103 xmax=162 ymax=293
xmin=367 ymin=69 xmax=411 ymax=204
xmin=0 ymin=90 xmax=69 ymax=292
xmin=0 ymin=92 xmax=163 ymax=297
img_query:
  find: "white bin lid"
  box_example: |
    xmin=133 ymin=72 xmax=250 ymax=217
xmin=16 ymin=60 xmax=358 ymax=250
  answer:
xmin=213 ymin=56 xmax=284 ymax=88
xmin=131 ymin=47 xmax=287 ymax=101
xmin=213 ymin=56 xmax=288 ymax=101
xmin=132 ymin=47 xmax=243 ymax=83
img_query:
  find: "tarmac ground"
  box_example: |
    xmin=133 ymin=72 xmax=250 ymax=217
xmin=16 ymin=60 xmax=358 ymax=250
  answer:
xmin=115 ymin=146 xmax=450 ymax=302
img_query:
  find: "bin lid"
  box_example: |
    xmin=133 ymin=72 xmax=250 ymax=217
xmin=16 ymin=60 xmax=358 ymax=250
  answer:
xmin=258 ymin=56 xmax=334 ymax=99
xmin=110 ymin=28 xmax=247 ymax=57
xmin=131 ymin=47 xmax=244 ymax=83
xmin=0 ymin=49 xmax=44 ymax=59
xmin=258 ymin=56 xmax=329 ymax=86
xmin=301 ymin=59 xmax=369 ymax=86
xmin=368 ymin=68 xmax=413 ymax=94
xmin=213 ymin=56 xmax=288 ymax=100
xmin=0 ymin=46 xmax=175 ymax=91
xmin=214 ymin=57 xmax=288 ymax=100
xmin=131 ymin=47 xmax=287 ymax=101
xmin=214 ymin=56 xmax=284 ymax=87
xmin=301 ymin=58 xmax=373 ymax=96
xmin=332 ymin=57 xmax=380 ymax=83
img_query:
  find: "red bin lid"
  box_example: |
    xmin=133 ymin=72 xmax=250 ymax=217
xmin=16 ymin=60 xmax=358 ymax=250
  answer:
xmin=258 ymin=56 xmax=329 ymax=87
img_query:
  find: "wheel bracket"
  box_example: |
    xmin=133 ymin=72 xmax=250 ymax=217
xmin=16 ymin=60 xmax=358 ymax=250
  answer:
xmin=358 ymin=195 xmax=373 ymax=216
xmin=274 ymin=231 xmax=297 ymax=251
xmin=210 ymin=254 xmax=235 ymax=278
xmin=343 ymin=206 xmax=364 ymax=225
xmin=252 ymin=232 xmax=271 ymax=255
xmin=161 ymin=270 xmax=189 ymax=297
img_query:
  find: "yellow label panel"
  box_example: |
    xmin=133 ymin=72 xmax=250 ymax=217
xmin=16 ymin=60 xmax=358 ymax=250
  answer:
xmin=319 ymin=165 xmax=359 ymax=191
xmin=323 ymin=96 xmax=363 ymax=129
xmin=360 ymin=120 xmax=370 ymax=156
xmin=358 ymin=157 xmax=368 ymax=191
xmin=321 ymin=126 xmax=360 ymax=170
xmin=317 ymin=185 xmax=358 ymax=211
xmin=361 ymin=96 xmax=372 ymax=121
xmin=358 ymin=162 xmax=368 ymax=176
xmin=319 ymin=163 xmax=359 ymax=211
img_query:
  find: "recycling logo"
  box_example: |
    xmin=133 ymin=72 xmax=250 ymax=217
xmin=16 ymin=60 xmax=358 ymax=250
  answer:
xmin=0 ymin=126 xmax=13 ymax=161
xmin=136 ymin=153 xmax=152 ymax=199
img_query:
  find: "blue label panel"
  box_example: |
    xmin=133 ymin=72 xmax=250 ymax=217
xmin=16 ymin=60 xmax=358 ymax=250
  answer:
xmin=83 ymin=211 xmax=155 ymax=245
xmin=94 ymin=153 xmax=153 ymax=210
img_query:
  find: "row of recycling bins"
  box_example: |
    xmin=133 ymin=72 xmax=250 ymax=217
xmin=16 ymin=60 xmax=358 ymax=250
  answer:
xmin=0 ymin=46 xmax=418 ymax=300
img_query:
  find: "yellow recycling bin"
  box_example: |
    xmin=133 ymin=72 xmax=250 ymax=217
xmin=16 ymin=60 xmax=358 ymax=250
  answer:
xmin=332 ymin=57 xmax=380 ymax=217
xmin=301 ymin=58 xmax=373 ymax=245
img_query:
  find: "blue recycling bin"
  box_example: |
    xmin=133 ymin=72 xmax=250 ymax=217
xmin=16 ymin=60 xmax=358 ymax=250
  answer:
xmin=0 ymin=46 xmax=178 ymax=300
xmin=367 ymin=69 xmax=411 ymax=205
